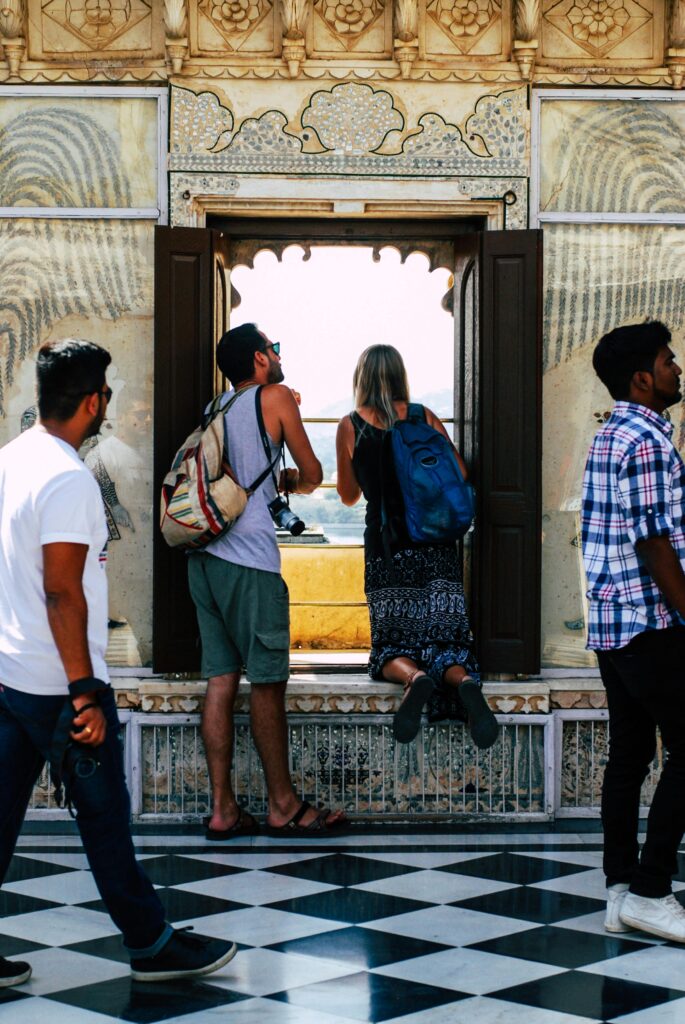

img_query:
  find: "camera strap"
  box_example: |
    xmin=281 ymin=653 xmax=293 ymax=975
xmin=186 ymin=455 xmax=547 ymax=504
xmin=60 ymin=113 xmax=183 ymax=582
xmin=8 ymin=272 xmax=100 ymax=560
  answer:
xmin=250 ymin=386 xmax=284 ymax=498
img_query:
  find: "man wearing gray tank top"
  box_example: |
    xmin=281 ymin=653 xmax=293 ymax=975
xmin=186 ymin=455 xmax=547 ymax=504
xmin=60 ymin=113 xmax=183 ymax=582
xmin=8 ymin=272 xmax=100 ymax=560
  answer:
xmin=188 ymin=323 xmax=347 ymax=838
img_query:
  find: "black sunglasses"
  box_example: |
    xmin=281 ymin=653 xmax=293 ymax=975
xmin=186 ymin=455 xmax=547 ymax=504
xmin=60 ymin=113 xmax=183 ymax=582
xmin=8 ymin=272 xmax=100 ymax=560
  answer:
xmin=263 ymin=342 xmax=281 ymax=356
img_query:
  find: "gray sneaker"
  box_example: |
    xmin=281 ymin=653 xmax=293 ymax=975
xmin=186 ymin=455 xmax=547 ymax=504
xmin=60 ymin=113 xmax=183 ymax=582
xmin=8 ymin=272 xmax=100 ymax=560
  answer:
xmin=620 ymin=892 xmax=685 ymax=942
xmin=604 ymin=884 xmax=630 ymax=933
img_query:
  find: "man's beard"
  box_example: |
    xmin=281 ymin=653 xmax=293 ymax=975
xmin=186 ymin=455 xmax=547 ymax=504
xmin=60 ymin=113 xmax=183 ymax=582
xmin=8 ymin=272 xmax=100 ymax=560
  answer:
xmin=268 ymin=362 xmax=284 ymax=384
xmin=656 ymin=384 xmax=682 ymax=409
xmin=86 ymin=409 xmax=105 ymax=438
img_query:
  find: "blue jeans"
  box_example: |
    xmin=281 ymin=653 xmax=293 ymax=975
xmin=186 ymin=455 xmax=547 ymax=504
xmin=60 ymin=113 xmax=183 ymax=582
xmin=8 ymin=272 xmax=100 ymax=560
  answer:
xmin=0 ymin=683 xmax=171 ymax=954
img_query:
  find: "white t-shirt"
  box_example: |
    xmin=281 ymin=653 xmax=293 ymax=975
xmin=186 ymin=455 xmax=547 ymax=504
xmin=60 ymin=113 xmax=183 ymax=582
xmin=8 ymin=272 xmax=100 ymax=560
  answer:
xmin=0 ymin=425 xmax=109 ymax=695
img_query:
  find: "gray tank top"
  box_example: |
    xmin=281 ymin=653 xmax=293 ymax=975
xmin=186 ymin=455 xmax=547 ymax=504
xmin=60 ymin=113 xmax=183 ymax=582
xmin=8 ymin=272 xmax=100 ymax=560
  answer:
xmin=203 ymin=387 xmax=281 ymax=574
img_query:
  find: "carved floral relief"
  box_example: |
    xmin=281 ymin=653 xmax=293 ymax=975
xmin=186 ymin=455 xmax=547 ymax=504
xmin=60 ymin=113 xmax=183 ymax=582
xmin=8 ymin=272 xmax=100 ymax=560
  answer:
xmin=31 ymin=0 xmax=159 ymax=53
xmin=191 ymin=0 xmax=276 ymax=51
xmin=543 ymin=0 xmax=654 ymax=60
xmin=310 ymin=0 xmax=389 ymax=55
xmin=201 ymin=0 xmax=269 ymax=37
xmin=426 ymin=0 xmax=503 ymax=54
xmin=317 ymin=0 xmax=383 ymax=36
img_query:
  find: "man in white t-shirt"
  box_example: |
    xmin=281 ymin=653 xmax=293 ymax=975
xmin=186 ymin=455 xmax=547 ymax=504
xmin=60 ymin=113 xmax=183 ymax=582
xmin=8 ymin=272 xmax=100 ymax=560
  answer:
xmin=0 ymin=339 xmax=236 ymax=989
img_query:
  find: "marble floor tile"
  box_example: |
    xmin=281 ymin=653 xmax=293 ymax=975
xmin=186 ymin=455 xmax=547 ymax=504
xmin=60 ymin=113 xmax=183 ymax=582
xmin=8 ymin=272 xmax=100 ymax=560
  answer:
xmin=204 ymin=946 xmax=358 ymax=997
xmin=353 ymin=869 xmax=517 ymax=905
xmin=3 ymin=831 xmax=682 ymax=1024
xmin=176 ymin=905 xmax=348 ymax=946
xmin=173 ymin=869 xmax=339 ymax=906
xmin=372 ymin=945 xmax=565 ymax=995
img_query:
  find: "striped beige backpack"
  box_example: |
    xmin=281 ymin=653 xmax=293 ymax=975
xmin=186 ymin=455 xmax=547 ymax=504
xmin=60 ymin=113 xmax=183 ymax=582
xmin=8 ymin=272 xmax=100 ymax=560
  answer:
xmin=160 ymin=386 xmax=280 ymax=550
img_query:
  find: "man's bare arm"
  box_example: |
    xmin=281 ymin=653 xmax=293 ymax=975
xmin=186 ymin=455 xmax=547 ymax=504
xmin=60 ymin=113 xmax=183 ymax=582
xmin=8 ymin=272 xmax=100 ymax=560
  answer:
xmin=636 ymin=535 xmax=685 ymax=619
xmin=264 ymin=385 xmax=323 ymax=495
xmin=43 ymin=542 xmax=106 ymax=745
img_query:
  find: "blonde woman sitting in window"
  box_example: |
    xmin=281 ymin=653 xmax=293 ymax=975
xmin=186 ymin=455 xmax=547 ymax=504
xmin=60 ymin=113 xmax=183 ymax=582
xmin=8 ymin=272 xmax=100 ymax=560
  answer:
xmin=336 ymin=344 xmax=497 ymax=749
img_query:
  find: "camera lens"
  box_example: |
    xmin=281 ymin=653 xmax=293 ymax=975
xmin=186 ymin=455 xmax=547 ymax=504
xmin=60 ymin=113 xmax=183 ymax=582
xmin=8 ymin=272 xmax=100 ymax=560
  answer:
xmin=268 ymin=496 xmax=306 ymax=536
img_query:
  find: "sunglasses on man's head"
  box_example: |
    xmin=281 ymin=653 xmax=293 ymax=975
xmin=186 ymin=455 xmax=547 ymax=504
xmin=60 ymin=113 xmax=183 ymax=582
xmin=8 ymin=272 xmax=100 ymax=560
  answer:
xmin=263 ymin=342 xmax=281 ymax=356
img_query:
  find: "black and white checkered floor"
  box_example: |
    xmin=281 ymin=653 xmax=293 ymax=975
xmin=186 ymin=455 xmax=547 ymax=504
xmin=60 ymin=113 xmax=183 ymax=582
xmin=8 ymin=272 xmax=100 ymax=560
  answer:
xmin=2 ymin=831 xmax=685 ymax=1023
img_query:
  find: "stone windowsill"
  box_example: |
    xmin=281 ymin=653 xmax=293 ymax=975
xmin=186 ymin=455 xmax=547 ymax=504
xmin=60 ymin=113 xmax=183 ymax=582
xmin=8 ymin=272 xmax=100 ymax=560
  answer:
xmin=110 ymin=673 xmax=606 ymax=714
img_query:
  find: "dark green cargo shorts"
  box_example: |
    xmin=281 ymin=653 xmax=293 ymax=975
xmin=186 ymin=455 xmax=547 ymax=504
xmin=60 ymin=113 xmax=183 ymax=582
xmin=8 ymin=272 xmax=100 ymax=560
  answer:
xmin=188 ymin=551 xmax=290 ymax=683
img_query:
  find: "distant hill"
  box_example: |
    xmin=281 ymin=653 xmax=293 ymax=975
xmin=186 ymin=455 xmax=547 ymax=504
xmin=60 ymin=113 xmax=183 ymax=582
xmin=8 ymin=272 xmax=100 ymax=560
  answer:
xmin=315 ymin=387 xmax=453 ymax=420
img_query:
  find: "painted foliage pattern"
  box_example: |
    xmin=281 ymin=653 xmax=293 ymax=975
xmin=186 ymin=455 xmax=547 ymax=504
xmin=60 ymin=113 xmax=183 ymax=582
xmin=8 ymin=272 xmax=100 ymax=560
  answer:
xmin=540 ymin=99 xmax=685 ymax=667
xmin=0 ymin=104 xmax=147 ymax=413
xmin=0 ymin=97 xmax=156 ymax=664
xmin=542 ymin=101 xmax=685 ymax=371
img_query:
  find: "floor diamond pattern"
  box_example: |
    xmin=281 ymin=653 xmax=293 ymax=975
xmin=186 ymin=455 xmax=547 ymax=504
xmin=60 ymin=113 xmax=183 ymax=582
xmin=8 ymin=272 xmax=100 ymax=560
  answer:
xmin=3 ymin=832 xmax=685 ymax=1022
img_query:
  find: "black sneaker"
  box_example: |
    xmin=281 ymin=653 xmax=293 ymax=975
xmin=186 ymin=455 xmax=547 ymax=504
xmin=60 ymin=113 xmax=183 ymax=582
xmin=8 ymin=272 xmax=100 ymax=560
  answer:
xmin=130 ymin=928 xmax=237 ymax=982
xmin=0 ymin=956 xmax=32 ymax=988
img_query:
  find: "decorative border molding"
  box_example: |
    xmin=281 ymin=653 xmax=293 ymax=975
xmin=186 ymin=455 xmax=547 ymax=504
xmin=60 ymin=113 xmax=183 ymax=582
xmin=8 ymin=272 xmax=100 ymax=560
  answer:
xmin=114 ymin=679 xmax=552 ymax=714
xmin=0 ymin=62 xmax=677 ymax=87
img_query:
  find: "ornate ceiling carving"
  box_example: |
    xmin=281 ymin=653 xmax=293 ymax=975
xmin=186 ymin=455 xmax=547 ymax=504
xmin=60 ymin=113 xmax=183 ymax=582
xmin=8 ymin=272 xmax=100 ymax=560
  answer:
xmin=0 ymin=0 xmax=675 ymax=84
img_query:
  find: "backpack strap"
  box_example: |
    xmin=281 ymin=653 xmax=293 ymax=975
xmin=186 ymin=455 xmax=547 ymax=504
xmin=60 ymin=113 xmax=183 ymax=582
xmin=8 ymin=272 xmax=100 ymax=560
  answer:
xmin=406 ymin=403 xmax=426 ymax=424
xmin=201 ymin=386 xmax=247 ymax=429
xmin=205 ymin=385 xmax=281 ymax=496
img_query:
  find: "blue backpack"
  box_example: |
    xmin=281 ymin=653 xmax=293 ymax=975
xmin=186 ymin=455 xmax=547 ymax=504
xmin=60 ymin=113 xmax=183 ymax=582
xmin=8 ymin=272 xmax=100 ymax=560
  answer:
xmin=388 ymin=404 xmax=474 ymax=545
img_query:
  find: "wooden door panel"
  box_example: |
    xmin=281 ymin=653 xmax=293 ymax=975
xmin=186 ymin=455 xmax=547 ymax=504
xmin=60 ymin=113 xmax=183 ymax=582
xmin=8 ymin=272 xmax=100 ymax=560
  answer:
xmin=153 ymin=226 xmax=219 ymax=673
xmin=477 ymin=229 xmax=542 ymax=673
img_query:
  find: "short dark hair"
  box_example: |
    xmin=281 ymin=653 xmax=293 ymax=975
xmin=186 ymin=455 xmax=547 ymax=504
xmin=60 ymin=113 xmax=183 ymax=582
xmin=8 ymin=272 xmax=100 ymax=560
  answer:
xmin=37 ymin=339 xmax=111 ymax=421
xmin=216 ymin=323 xmax=265 ymax=386
xmin=592 ymin=320 xmax=672 ymax=400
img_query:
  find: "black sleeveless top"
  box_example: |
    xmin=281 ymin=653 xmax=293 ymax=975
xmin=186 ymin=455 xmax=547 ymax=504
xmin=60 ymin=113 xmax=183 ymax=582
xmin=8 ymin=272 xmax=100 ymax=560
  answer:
xmin=350 ymin=411 xmax=409 ymax=559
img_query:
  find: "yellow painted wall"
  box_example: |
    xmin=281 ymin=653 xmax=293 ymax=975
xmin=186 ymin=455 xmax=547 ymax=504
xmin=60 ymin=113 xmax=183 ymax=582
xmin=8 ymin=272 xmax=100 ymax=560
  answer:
xmin=281 ymin=545 xmax=370 ymax=650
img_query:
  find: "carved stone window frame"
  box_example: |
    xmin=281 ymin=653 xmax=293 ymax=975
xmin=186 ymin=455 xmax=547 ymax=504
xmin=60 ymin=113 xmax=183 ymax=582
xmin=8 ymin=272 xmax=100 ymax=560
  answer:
xmin=531 ymin=88 xmax=685 ymax=228
xmin=0 ymin=85 xmax=169 ymax=221
xmin=170 ymin=173 xmax=521 ymax=232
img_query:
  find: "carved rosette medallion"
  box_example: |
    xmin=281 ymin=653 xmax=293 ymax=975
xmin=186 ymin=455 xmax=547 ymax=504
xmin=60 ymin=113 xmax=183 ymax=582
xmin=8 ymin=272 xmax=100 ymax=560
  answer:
xmin=198 ymin=0 xmax=272 ymax=48
xmin=427 ymin=0 xmax=501 ymax=51
xmin=42 ymin=0 xmax=151 ymax=48
xmin=545 ymin=0 xmax=651 ymax=57
xmin=314 ymin=0 xmax=384 ymax=46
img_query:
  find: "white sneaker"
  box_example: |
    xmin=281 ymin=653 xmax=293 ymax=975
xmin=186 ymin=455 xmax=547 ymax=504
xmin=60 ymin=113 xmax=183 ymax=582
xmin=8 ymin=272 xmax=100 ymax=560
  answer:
xmin=605 ymin=884 xmax=630 ymax=933
xmin=620 ymin=892 xmax=685 ymax=942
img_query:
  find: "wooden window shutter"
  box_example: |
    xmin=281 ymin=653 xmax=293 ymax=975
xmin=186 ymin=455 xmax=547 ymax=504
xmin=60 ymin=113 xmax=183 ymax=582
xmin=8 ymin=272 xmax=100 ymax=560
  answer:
xmin=475 ymin=229 xmax=543 ymax=674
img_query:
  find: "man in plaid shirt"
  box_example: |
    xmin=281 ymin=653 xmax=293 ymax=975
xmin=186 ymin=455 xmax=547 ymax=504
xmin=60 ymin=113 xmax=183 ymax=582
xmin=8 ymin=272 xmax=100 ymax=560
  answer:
xmin=581 ymin=319 xmax=685 ymax=942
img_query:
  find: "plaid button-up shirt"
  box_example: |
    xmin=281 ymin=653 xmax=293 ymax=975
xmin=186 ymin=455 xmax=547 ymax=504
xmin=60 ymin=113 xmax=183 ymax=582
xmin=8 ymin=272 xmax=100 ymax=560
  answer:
xmin=581 ymin=401 xmax=685 ymax=650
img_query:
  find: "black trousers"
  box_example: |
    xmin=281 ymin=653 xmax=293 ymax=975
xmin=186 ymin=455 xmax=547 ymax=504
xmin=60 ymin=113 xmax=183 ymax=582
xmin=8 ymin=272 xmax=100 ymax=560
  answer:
xmin=597 ymin=626 xmax=685 ymax=898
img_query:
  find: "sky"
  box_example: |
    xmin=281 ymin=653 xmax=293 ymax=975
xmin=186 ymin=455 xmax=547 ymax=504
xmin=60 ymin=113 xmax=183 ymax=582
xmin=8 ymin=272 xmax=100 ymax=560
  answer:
xmin=230 ymin=245 xmax=455 ymax=420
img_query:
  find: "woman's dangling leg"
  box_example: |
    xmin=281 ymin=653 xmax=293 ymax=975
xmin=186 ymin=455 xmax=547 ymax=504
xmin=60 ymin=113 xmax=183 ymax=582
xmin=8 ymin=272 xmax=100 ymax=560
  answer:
xmin=382 ymin=656 xmax=435 ymax=744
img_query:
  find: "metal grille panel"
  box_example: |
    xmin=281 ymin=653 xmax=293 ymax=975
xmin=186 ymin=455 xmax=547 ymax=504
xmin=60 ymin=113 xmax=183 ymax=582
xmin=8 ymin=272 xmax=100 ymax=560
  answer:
xmin=557 ymin=713 xmax=661 ymax=815
xmin=138 ymin=715 xmax=548 ymax=819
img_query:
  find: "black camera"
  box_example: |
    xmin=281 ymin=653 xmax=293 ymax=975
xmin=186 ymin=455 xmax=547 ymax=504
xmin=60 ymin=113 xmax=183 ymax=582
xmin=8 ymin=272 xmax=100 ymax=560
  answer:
xmin=268 ymin=496 xmax=305 ymax=536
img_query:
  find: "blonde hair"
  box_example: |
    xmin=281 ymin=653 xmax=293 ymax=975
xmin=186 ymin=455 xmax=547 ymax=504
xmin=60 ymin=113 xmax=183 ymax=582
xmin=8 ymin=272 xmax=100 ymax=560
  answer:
xmin=353 ymin=344 xmax=409 ymax=428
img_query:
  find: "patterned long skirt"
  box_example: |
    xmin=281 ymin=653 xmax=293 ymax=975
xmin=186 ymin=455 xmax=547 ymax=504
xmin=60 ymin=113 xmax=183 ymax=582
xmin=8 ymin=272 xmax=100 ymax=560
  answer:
xmin=365 ymin=545 xmax=479 ymax=723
